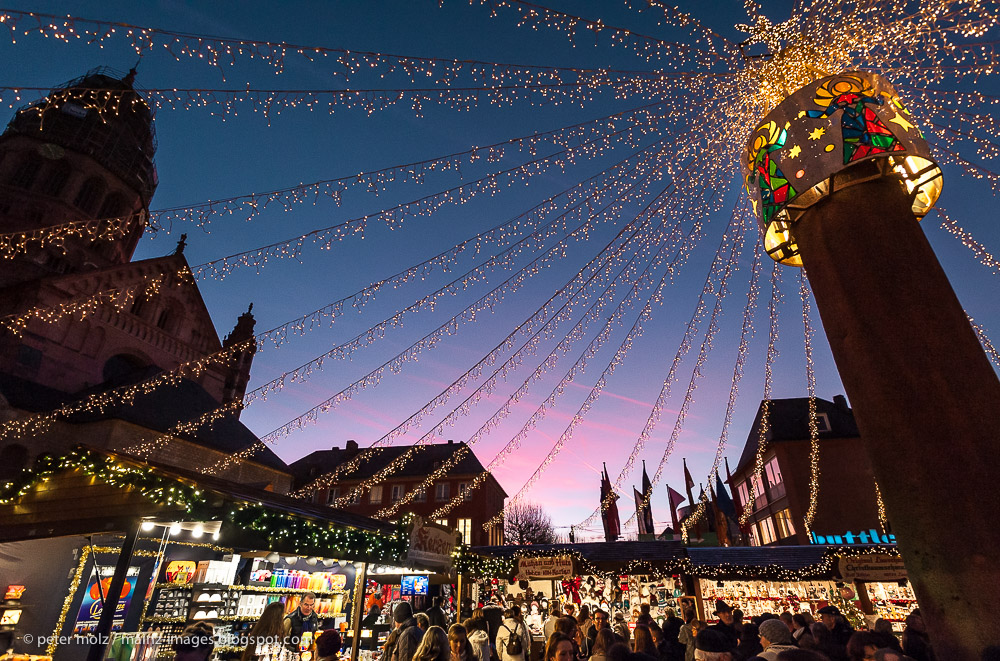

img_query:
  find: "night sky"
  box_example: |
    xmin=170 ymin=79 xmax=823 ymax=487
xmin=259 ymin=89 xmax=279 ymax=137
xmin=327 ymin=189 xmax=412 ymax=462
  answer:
xmin=3 ymin=1 xmax=997 ymax=539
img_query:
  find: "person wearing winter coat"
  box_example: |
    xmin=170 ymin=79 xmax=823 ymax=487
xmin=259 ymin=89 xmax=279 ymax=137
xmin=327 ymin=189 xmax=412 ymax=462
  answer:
xmin=465 ymin=617 xmax=492 ymax=661
xmin=496 ymin=607 xmax=533 ymax=661
xmin=757 ymin=619 xmax=798 ymax=661
xmin=391 ymin=602 xmax=426 ymax=661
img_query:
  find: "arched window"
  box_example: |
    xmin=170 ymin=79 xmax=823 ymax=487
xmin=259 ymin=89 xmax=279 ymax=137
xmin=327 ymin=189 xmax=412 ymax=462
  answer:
xmin=73 ymin=176 xmax=106 ymax=215
xmin=130 ymin=293 xmax=147 ymax=317
xmin=98 ymin=192 xmax=128 ymax=220
xmin=40 ymin=160 xmax=72 ymax=197
xmin=156 ymin=307 xmax=172 ymax=330
xmin=10 ymin=155 xmax=42 ymax=190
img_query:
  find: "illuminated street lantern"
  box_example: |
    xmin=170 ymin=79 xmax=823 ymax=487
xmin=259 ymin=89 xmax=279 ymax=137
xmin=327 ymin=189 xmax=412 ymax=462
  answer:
xmin=742 ymin=71 xmax=943 ymax=265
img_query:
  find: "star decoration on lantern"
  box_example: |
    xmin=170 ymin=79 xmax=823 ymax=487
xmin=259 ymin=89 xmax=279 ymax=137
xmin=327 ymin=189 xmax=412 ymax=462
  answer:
xmin=788 ymin=145 xmax=802 ymax=158
xmin=889 ymin=113 xmax=916 ymax=132
xmin=808 ymin=127 xmax=826 ymax=140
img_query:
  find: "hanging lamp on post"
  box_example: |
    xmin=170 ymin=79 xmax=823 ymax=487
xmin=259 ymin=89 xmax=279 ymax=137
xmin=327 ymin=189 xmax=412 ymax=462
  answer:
xmin=743 ymin=70 xmax=1000 ymax=661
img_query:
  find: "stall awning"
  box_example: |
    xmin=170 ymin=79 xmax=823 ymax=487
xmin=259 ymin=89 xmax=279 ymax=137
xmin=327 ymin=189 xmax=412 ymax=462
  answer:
xmin=0 ymin=445 xmax=405 ymax=563
xmin=467 ymin=541 xmax=689 ymax=577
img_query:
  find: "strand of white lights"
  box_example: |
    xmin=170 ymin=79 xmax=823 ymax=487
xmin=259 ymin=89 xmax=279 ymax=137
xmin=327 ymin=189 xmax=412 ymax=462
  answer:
xmin=643 ymin=215 xmax=748 ymax=532
xmin=482 ymin=188 xmax=717 ymax=530
xmin=967 ymin=312 xmax=1000 ymax=371
xmin=295 ymin=119 xmax=740 ymax=499
xmin=937 ymin=208 xmax=1000 ymax=275
xmin=378 ymin=198 xmax=684 ymax=519
xmin=0 ymin=9 xmax=718 ymax=78
xmin=35 ymin=139 xmax=669 ymax=454
xmin=686 ymin=235 xmax=764 ymax=531
xmin=286 ymin=142 xmax=689 ymax=493
xmin=189 ymin=120 xmax=670 ymax=281
xmin=150 ymin=99 xmax=678 ymax=229
xmin=740 ymin=260 xmax=782 ymax=526
xmin=799 ymin=269 xmax=821 ymax=537
xmin=149 ymin=154 xmax=665 ymax=463
xmin=494 ymin=0 xmax=726 ymax=65
xmin=875 ymin=480 xmax=888 ymax=532
xmin=0 ymin=273 xmax=165 ymax=336
xmin=924 ymin=118 xmax=1000 ymax=163
xmin=0 ymin=99 xmax=677 ymax=257
xmin=581 ymin=171 xmax=742 ymax=526
xmin=631 ymin=0 xmax=736 ymax=50
xmin=927 ymin=139 xmax=1000 ymax=194
xmin=432 ymin=163 xmax=733 ymax=521
xmin=0 ymin=77 xmax=702 ymax=121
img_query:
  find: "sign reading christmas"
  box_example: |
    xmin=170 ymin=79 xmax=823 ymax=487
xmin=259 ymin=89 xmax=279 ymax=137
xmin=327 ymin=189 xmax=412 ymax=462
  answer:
xmin=837 ymin=554 xmax=908 ymax=582
xmin=515 ymin=555 xmax=576 ymax=580
xmin=403 ymin=516 xmax=459 ymax=569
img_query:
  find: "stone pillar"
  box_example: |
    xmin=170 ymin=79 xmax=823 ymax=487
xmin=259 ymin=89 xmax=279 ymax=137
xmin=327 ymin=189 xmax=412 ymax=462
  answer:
xmin=793 ymin=177 xmax=1000 ymax=660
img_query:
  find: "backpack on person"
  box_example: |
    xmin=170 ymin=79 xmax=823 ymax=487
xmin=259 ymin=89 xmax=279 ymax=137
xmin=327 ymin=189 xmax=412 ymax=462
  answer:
xmin=502 ymin=624 xmax=523 ymax=656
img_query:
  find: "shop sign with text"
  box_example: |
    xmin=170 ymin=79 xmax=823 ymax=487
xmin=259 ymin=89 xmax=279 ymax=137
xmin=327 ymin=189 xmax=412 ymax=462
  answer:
xmin=515 ymin=555 xmax=576 ymax=580
xmin=809 ymin=530 xmax=896 ymax=545
xmin=403 ymin=516 xmax=459 ymax=570
xmin=838 ymin=554 xmax=908 ymax=582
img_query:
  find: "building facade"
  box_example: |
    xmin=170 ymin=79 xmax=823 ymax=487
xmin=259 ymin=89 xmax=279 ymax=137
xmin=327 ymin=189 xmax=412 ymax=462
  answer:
xmin=727 ymin=395 xmax=885 ymax=546
xmin=290 ymin=440 xmax=507 ymax=546
xmin=0 ymin=67 xmax=290 ymax=490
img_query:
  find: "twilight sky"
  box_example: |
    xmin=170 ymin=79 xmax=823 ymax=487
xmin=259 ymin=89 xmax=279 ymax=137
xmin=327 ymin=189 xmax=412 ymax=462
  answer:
xmin=3 ymin=0 xmax=998 ymax=539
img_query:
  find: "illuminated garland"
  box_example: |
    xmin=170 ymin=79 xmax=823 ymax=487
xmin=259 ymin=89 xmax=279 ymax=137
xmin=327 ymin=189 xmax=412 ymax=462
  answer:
xmin=875 ymin=480 xmax=888 ymax=532
xmin=967 ymin=312 xmax=1000 ymax=370
xmin=489 ymin=182 xmax=722 ymax=530
xmin=294 ymin=142 xmax=681 ymax=499
xmin=740 ymin=262 xmax=783 ymax=526
xmin=640 ymin=203 xmax=747 ymax=531
xmin=799 ymin=271 xmax=821 ymax=536
xmin=1 ymin=449 xmax=411 ymax=563
xmin=455 ymin=543 xmax=901 ymax=581
xmin=937 ymin=207 xmax=1000 ymax=274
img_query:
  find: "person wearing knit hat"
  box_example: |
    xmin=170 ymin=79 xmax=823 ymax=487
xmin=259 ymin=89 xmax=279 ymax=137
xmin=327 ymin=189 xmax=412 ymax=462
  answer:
xmin=757 ymin=619 xmax=797 ymax=661
xmin=385 ymin=602 xmax=423 ymax=661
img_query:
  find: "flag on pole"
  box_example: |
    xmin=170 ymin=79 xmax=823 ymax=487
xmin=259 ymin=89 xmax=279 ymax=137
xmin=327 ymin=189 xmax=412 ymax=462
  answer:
xmin=634 ymin=487 xmax=649 ymax=535
xmin=666 ymin=484 xmax=686 ymax=532
xmin=600 ymin=463 xmax=621 ymax=542
xmin=683 ymin=458 xmax=696 ymax=505
xmin=710 ymin=482 xmax=732 ymax=546
xmin=715 ymin=473 xmax=737 ymax=520
xmin=639 ymin=461 xmax=655 ymax=535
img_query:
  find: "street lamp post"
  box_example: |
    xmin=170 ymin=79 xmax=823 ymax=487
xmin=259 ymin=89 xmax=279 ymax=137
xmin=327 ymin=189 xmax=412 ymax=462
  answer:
xmin=744 ymin=71 xmax=1000 ymax=660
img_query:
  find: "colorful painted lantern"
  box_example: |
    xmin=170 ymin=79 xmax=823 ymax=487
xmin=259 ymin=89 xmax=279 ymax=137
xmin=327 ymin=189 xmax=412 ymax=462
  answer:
xmin=743 ymin=71 xmax=943 ymax=266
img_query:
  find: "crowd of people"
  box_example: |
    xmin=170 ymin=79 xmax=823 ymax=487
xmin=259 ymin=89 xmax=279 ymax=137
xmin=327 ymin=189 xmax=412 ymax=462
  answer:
xmin=162 ymin=590 xmax=962 ymax=661
xmin=372 ymin=596 xmax=942 ymax=661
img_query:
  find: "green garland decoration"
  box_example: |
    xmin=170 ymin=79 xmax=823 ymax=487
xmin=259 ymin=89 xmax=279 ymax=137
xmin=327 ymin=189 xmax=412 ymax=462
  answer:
xmin=0 ymin=448 xmax=407 ymax=562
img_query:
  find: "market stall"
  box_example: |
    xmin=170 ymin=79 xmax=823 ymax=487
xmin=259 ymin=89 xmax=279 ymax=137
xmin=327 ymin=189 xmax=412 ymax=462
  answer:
xmin=686 ymin=545 xmax=919 ymax=630
xmin=0 ymin=447 xmax=415 ymax=661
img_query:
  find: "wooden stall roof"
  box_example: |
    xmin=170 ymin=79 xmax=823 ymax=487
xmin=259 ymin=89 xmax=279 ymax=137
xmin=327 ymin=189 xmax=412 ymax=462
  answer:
xmin=0 ymin=445 xmax=395 ymax=553
xmin=471 ymin=540 xmax=688 ymax=575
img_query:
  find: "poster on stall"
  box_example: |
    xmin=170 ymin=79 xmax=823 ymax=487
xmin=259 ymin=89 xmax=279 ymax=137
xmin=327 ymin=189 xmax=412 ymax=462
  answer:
xmin=74 ymin=567 xmax=140 ymax=634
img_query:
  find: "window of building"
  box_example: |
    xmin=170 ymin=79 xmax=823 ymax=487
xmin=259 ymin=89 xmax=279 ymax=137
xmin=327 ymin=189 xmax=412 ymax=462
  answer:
xmin=434 ymin=518 xmax=449 ymax=527
xmin=98 ymin=192 xmax=128 ymax=220
xmin=764 ymin=457 xmax=783 ymax=487
xmin=736 ymin=481 xmax=749 ymax=509
xmin=749 ymin=473 xmax=765 ymax=502
xmin=326 ymin=488 xmax=340 ymax=505
xmin=747 ymin=525 xmax=760 ymax=547
xmin=40 ymin=160 xmax=71 ymax=197
xmin=73 ymin=176 xmax=106 ymax=215
xmin=130 ymin=294 xmax=147 ymax=317
xmin=351 ymin=490 xmax=361 ymax=505
xmin=391 ymin=485 xmax=405 ymax=502
xmin=816 ymin=412 xmax=832 ymax=433
xmin=457 ymin=518 xmax=473 ymax=545
xmin=435 ymin=483 xmax=450 ymax=501
xmin=156 ymin=308 xmax=172 ymax=330
xmin=412 ymin=487 xmax=426 ymax=503
xmin=11 ymin=156 xmax=42 ymax=190
xmin=369 ymin=485 xmax=383 ymax=504
xmin=459 ymin=482 xmax=472 ymax=501
xmin=775 ymin=508 xmax=797 ymax=539
xmin=758 ymin=517 xmax=777 ymax=545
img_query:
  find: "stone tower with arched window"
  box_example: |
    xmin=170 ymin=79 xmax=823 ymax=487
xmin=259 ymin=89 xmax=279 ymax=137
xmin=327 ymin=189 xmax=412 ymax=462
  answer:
xmin=0 ymin=68 xmax=290 ymax=490
xmin=0 ymin=67 xmax=157 ymax=287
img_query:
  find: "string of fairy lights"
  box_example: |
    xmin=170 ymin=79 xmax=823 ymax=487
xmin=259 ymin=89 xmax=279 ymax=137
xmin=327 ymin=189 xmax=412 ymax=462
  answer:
xmin=0 ymin=0 xmax=997 ymax=546
xmin=290 ymin=133 xmax=723 ymax=501
xmin=799 ymin=270 xmax=822 ymax=537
